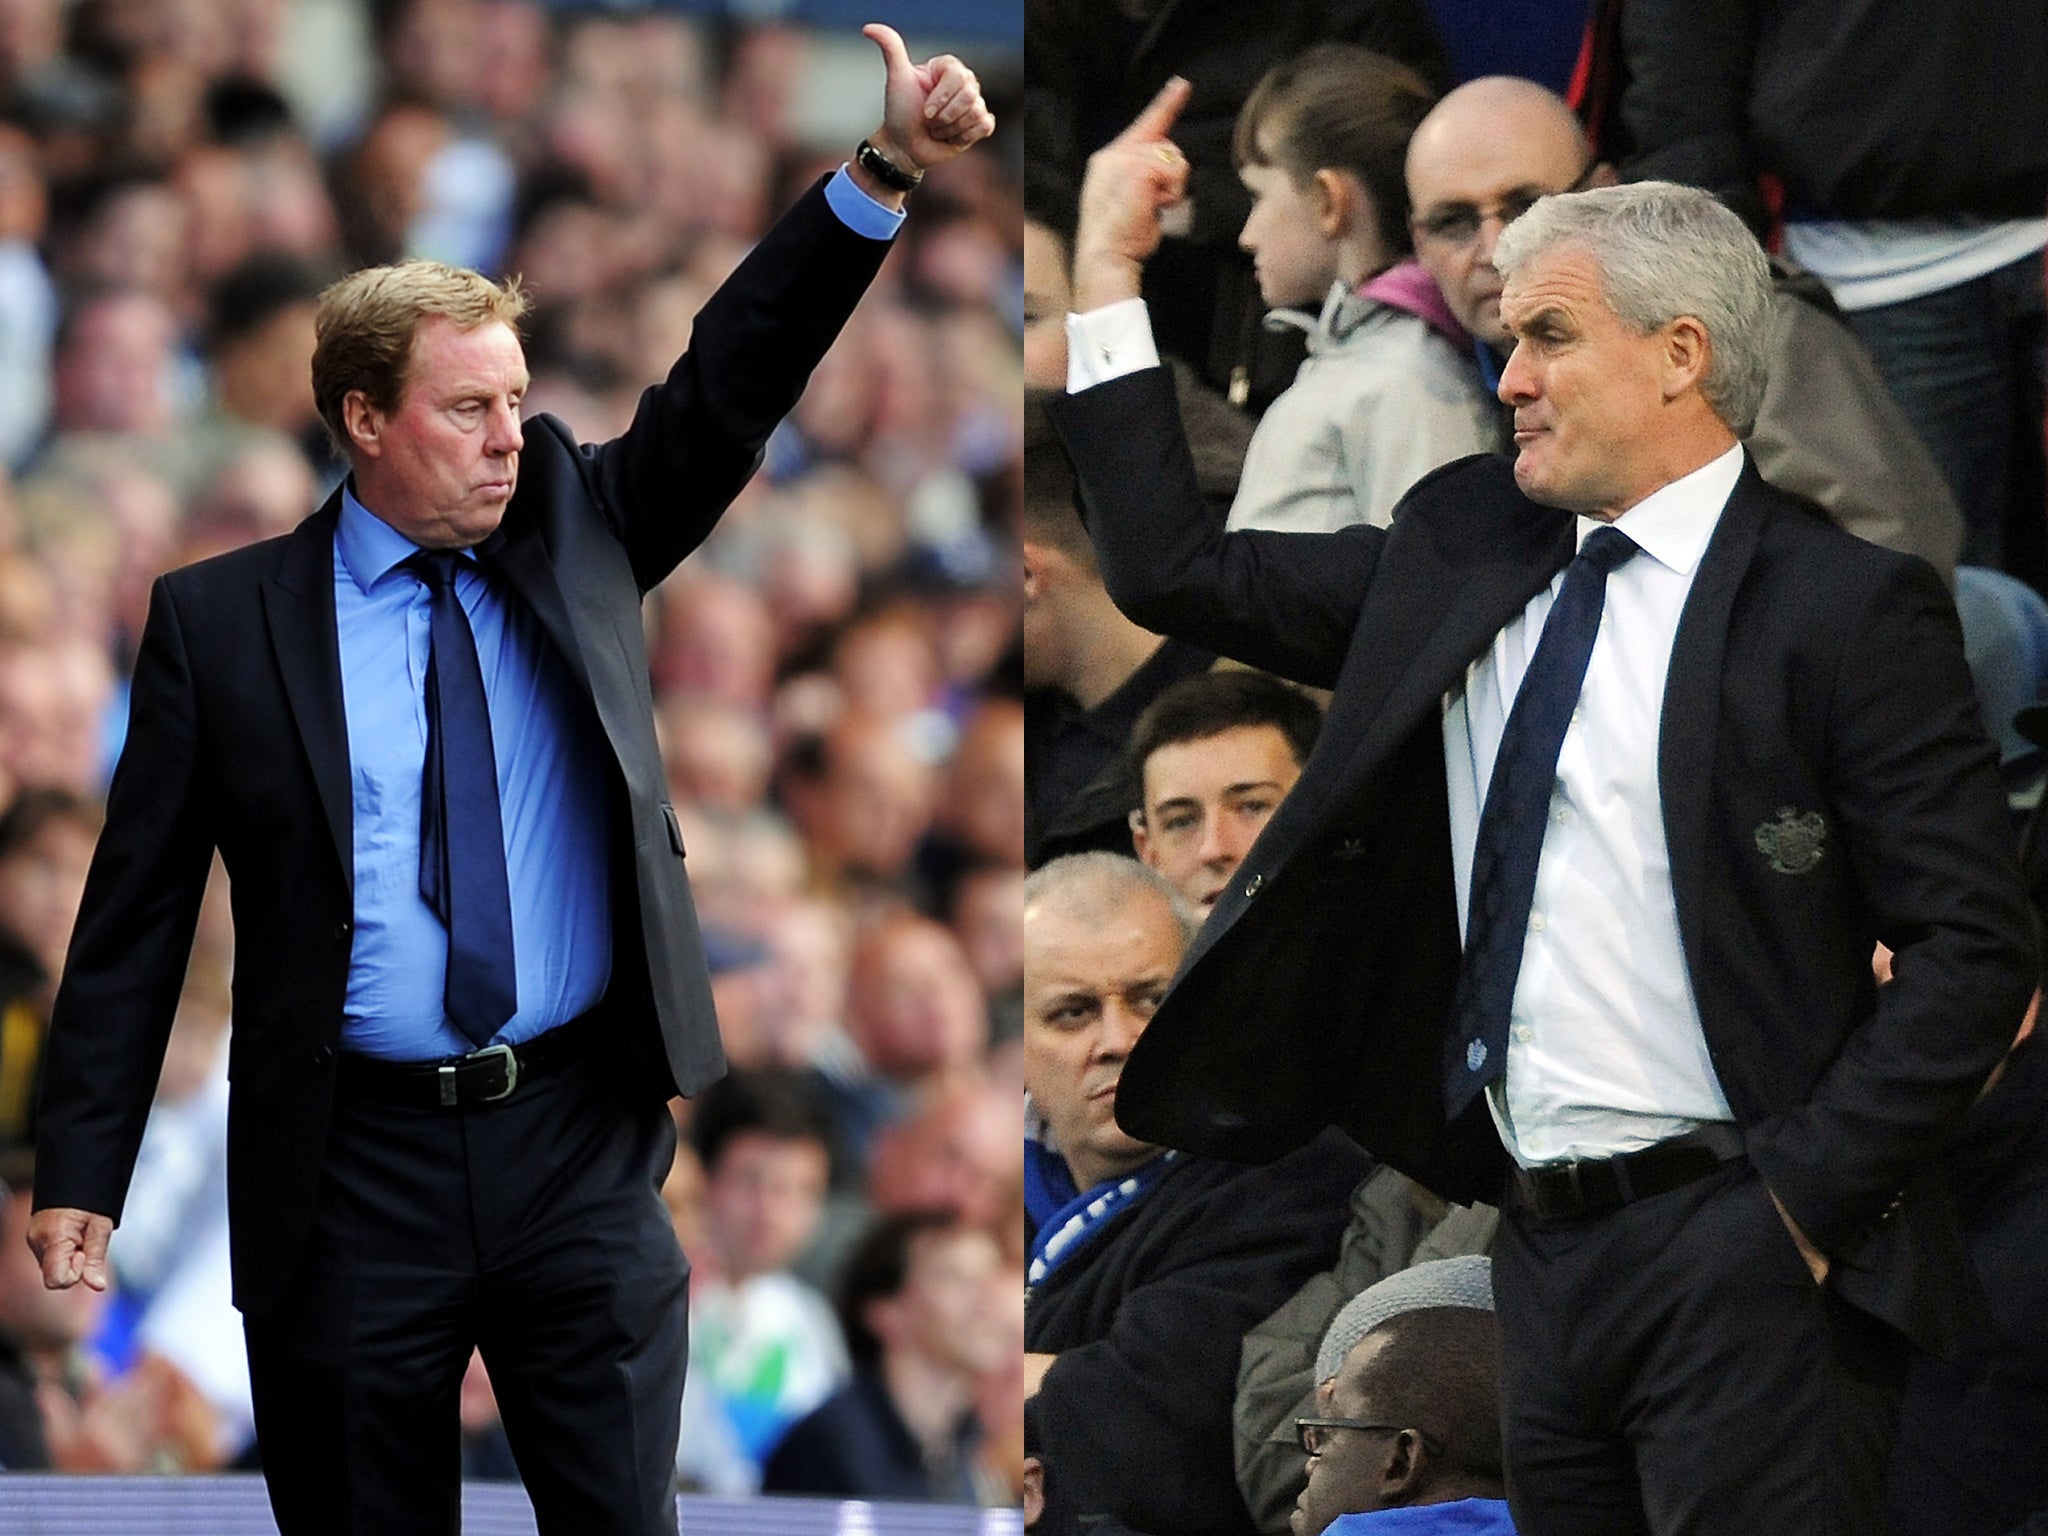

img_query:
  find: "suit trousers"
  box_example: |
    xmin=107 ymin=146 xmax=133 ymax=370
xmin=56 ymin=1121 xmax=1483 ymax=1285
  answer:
xmin=1494 ymin=1157 xmax=1905 ymax=1536
xmin=242 ymin=1044 xmax=689 ymax=1536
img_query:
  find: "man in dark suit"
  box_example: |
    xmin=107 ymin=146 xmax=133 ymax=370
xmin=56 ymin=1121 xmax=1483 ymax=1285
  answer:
xmin=1047 ymin=88 xmax=2034 ymax=1535
xmin=23 ymin=25 xmax=991 ymax=1536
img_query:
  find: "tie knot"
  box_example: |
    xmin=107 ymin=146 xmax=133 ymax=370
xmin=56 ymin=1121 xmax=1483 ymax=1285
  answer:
xmin=406 ymin=549 xmax=462 ymax=591
xmin=1578 ymin=525 xmax=1638 ymax=575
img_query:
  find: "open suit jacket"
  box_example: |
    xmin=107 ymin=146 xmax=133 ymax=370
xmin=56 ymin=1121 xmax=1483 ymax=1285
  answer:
xmin=1047 ymin=367 xmax=2036 ymax=1356
xmin=33 ymin=180 xmax=890 ymax=1318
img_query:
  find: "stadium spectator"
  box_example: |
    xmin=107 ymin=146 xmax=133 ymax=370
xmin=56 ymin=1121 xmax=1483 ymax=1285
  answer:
xmin=46 ymin=172 xmax=193 ymax=320
xmin=1402 ymin=74 xmax=1966 ymax=581
xmin=1126 ymin=670 xmax=1321 ymax=916
xmin=1024 ymin=0 xmax=1446 ymax=401
xmin=1205 ymin=49 xmax=1494 ymax=532
xmin=44 ymin=288 xmax=184 ymax=444
xmin=0 ymin=1145 xmax=221 ymax=1471
xmin=763 ymin=1209 xmax=1009 ymax=1502
xmin=867 ymin=1074 xmax=1020 ymax=1237
xmin=1602 ymin=0 xmax=2046 ymax=577
xmin=0 ymin=788 xmax=98 ymax=998
xmin=678 ymin=1069 xmax=848 ymax=1495
xmin=649 ymin=569 xmax=779 ymax=713
xmin=924 ymin=693 xmax=1026 ymax=907
xmin=1235 ymin=1168 xmax=1497 ymax=1532
xmin=200 ymin=254 xmax=332 ymax=475
xmin=949 ymin=860 xmax=1024 ymax=1041
xmin=1023 ymin=853 xmax=1370 ymax=1536
xmin=781 ymin=712 xmax=939 ymax=904
xmin=1024 ymin=391 xmax=1216 ymax=867
xmin=844 ymin=911 xmax=990 ymax=1112
xmin=656 ymin=692 xmax=774 ymax=819
xmin=0 ymin=120 xmax=55 ymax=467
xmin=1293 ymin=1258 xmax=1512 ymax=1536
xmin=750 ymin=895 xmax=857 ymax=1076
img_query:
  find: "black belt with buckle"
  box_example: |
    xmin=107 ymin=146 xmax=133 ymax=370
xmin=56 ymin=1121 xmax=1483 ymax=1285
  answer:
xmin=335 ymin=1011 xmax=600 ymax=1109
xmin=1511 ymin=1123 xmax=1745 ymax=1221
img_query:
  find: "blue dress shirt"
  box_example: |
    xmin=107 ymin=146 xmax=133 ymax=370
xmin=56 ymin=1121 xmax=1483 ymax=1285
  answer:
xmin=823 ymin=166 xmax=907 ymax=240
xmin=332 ymin=167 xmax=898 ymax=1061
xmin=334 ymin=490 xmax=614 ymax=1060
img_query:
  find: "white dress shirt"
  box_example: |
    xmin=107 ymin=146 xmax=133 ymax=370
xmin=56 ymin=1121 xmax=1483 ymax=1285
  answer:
xmin=1447 ymin=447 xmax=1744 ymax=1165
xmin=1067 ymin=301 xmax=1743 ymax=1166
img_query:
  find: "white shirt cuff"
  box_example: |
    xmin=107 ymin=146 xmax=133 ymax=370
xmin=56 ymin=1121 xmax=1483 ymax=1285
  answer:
xmin=1066 ymin=300 xmax=1161 ymax=392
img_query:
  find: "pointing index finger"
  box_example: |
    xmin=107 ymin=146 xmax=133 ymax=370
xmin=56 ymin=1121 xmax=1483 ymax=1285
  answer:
xmin=1114 ymin=76 xmax=1192 ymax=146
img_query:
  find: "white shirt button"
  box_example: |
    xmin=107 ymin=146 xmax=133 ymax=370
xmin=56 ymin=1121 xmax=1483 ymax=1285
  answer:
xmin=1516 ymin=1026 xmax=1533 ymax=1043
xmin=1555 ymin=807 xmax=1571 ymax=824
xmin=1530 ymin=913 xmax=1546 ymax=932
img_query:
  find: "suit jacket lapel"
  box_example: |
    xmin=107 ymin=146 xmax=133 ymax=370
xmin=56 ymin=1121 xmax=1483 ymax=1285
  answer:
xmin=1661 ymin=461 xmax=1768 ymax=986
xmin=477 ymin=512 xmax=596 ymax=704
xmin=262 ymin=493 xmax=353 ymax=894
xmin=1328 ymin=501 xmax=1575 ymax=781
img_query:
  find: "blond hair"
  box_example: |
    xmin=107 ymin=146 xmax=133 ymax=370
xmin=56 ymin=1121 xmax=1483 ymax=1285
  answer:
xmin=311 ymin=260 xmax=530 ymax=456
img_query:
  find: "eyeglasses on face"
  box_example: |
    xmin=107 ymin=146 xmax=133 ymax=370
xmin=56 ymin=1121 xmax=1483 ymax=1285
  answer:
xmin=1294 ymin=1417 xmax=1446 ymax=1458
xmin=1409 ymin=162 xmax=1598 ymax=247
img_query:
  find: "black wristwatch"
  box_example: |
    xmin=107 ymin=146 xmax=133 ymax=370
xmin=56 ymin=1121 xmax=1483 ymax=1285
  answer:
xmin=856 ymin=137 xmax=923 ymax=193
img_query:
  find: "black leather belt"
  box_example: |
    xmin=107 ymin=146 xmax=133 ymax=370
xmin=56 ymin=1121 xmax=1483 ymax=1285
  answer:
xmin=335 ymin=1011 xmax=600 ymax=1109
xmin=1511 ymin=1124 xmax=1745 ymax=1221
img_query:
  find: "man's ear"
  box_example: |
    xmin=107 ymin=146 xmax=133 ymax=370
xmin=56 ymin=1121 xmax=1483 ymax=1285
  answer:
xmin=342 ymin=390 xmax=383 ymax=459
xmin=1587 ymin=160 xmax=1621 ymax=190
xmin=1662 ymin=315 xmax=1712 ymax=402
xmin=1380 ymin=1427 xmax=1431 ymax=1502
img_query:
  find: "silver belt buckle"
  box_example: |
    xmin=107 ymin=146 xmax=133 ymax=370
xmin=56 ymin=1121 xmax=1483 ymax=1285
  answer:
xmin=440 ymin=1043 xmax=519 ymax=1106
xmin=473 ymin=1042 xmax=520 ymax=1102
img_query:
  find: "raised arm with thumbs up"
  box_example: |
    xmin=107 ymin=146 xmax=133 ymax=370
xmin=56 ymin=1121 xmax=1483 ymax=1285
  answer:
xmin=849 ymin=22 xmax=996 ymax=210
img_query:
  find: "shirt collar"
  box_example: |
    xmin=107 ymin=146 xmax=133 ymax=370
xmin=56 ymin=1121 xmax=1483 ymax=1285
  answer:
xmin=1584 ymin=441 xmax=1744 ymax=577
xmin=337 ymin=483 xmax=478 ymax=593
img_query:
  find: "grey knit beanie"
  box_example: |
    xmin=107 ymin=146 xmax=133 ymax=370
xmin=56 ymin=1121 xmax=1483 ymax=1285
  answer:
xmin=1313 ymin=1255 xmax=1495 ymax=1385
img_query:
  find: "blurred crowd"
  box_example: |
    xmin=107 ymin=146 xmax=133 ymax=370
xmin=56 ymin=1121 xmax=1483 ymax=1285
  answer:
xmin=0 ymin=0 xmax=1026 ymax=1510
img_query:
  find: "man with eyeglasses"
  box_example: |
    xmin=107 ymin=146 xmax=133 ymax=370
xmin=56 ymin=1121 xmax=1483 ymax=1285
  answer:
xmin=1403 ymin=75 xmax=1963 ymax=581
xmin=1292 ymin=1258 xmax=1512 ymax=1536
xmin=1402 ymin=78 xmax=1602 ymax=400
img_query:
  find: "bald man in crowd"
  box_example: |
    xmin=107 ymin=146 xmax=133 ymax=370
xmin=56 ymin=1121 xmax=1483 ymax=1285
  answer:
xmin=1401 ymin=74 xmax=1963 ymax=579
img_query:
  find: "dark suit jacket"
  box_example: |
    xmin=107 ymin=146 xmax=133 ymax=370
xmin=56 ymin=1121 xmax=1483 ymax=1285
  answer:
xmin=1047 ymin=367 xmax=2036 ymax=1355
xmin=33 ymin=180 xmax=890 ymax=1317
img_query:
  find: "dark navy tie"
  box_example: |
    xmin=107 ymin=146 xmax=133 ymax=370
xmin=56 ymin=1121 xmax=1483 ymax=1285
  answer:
xmin=409 ymin=550 xmax=518 ymax=1047
xmin=1443 ymin=525 xmax=1639 ymax=1120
